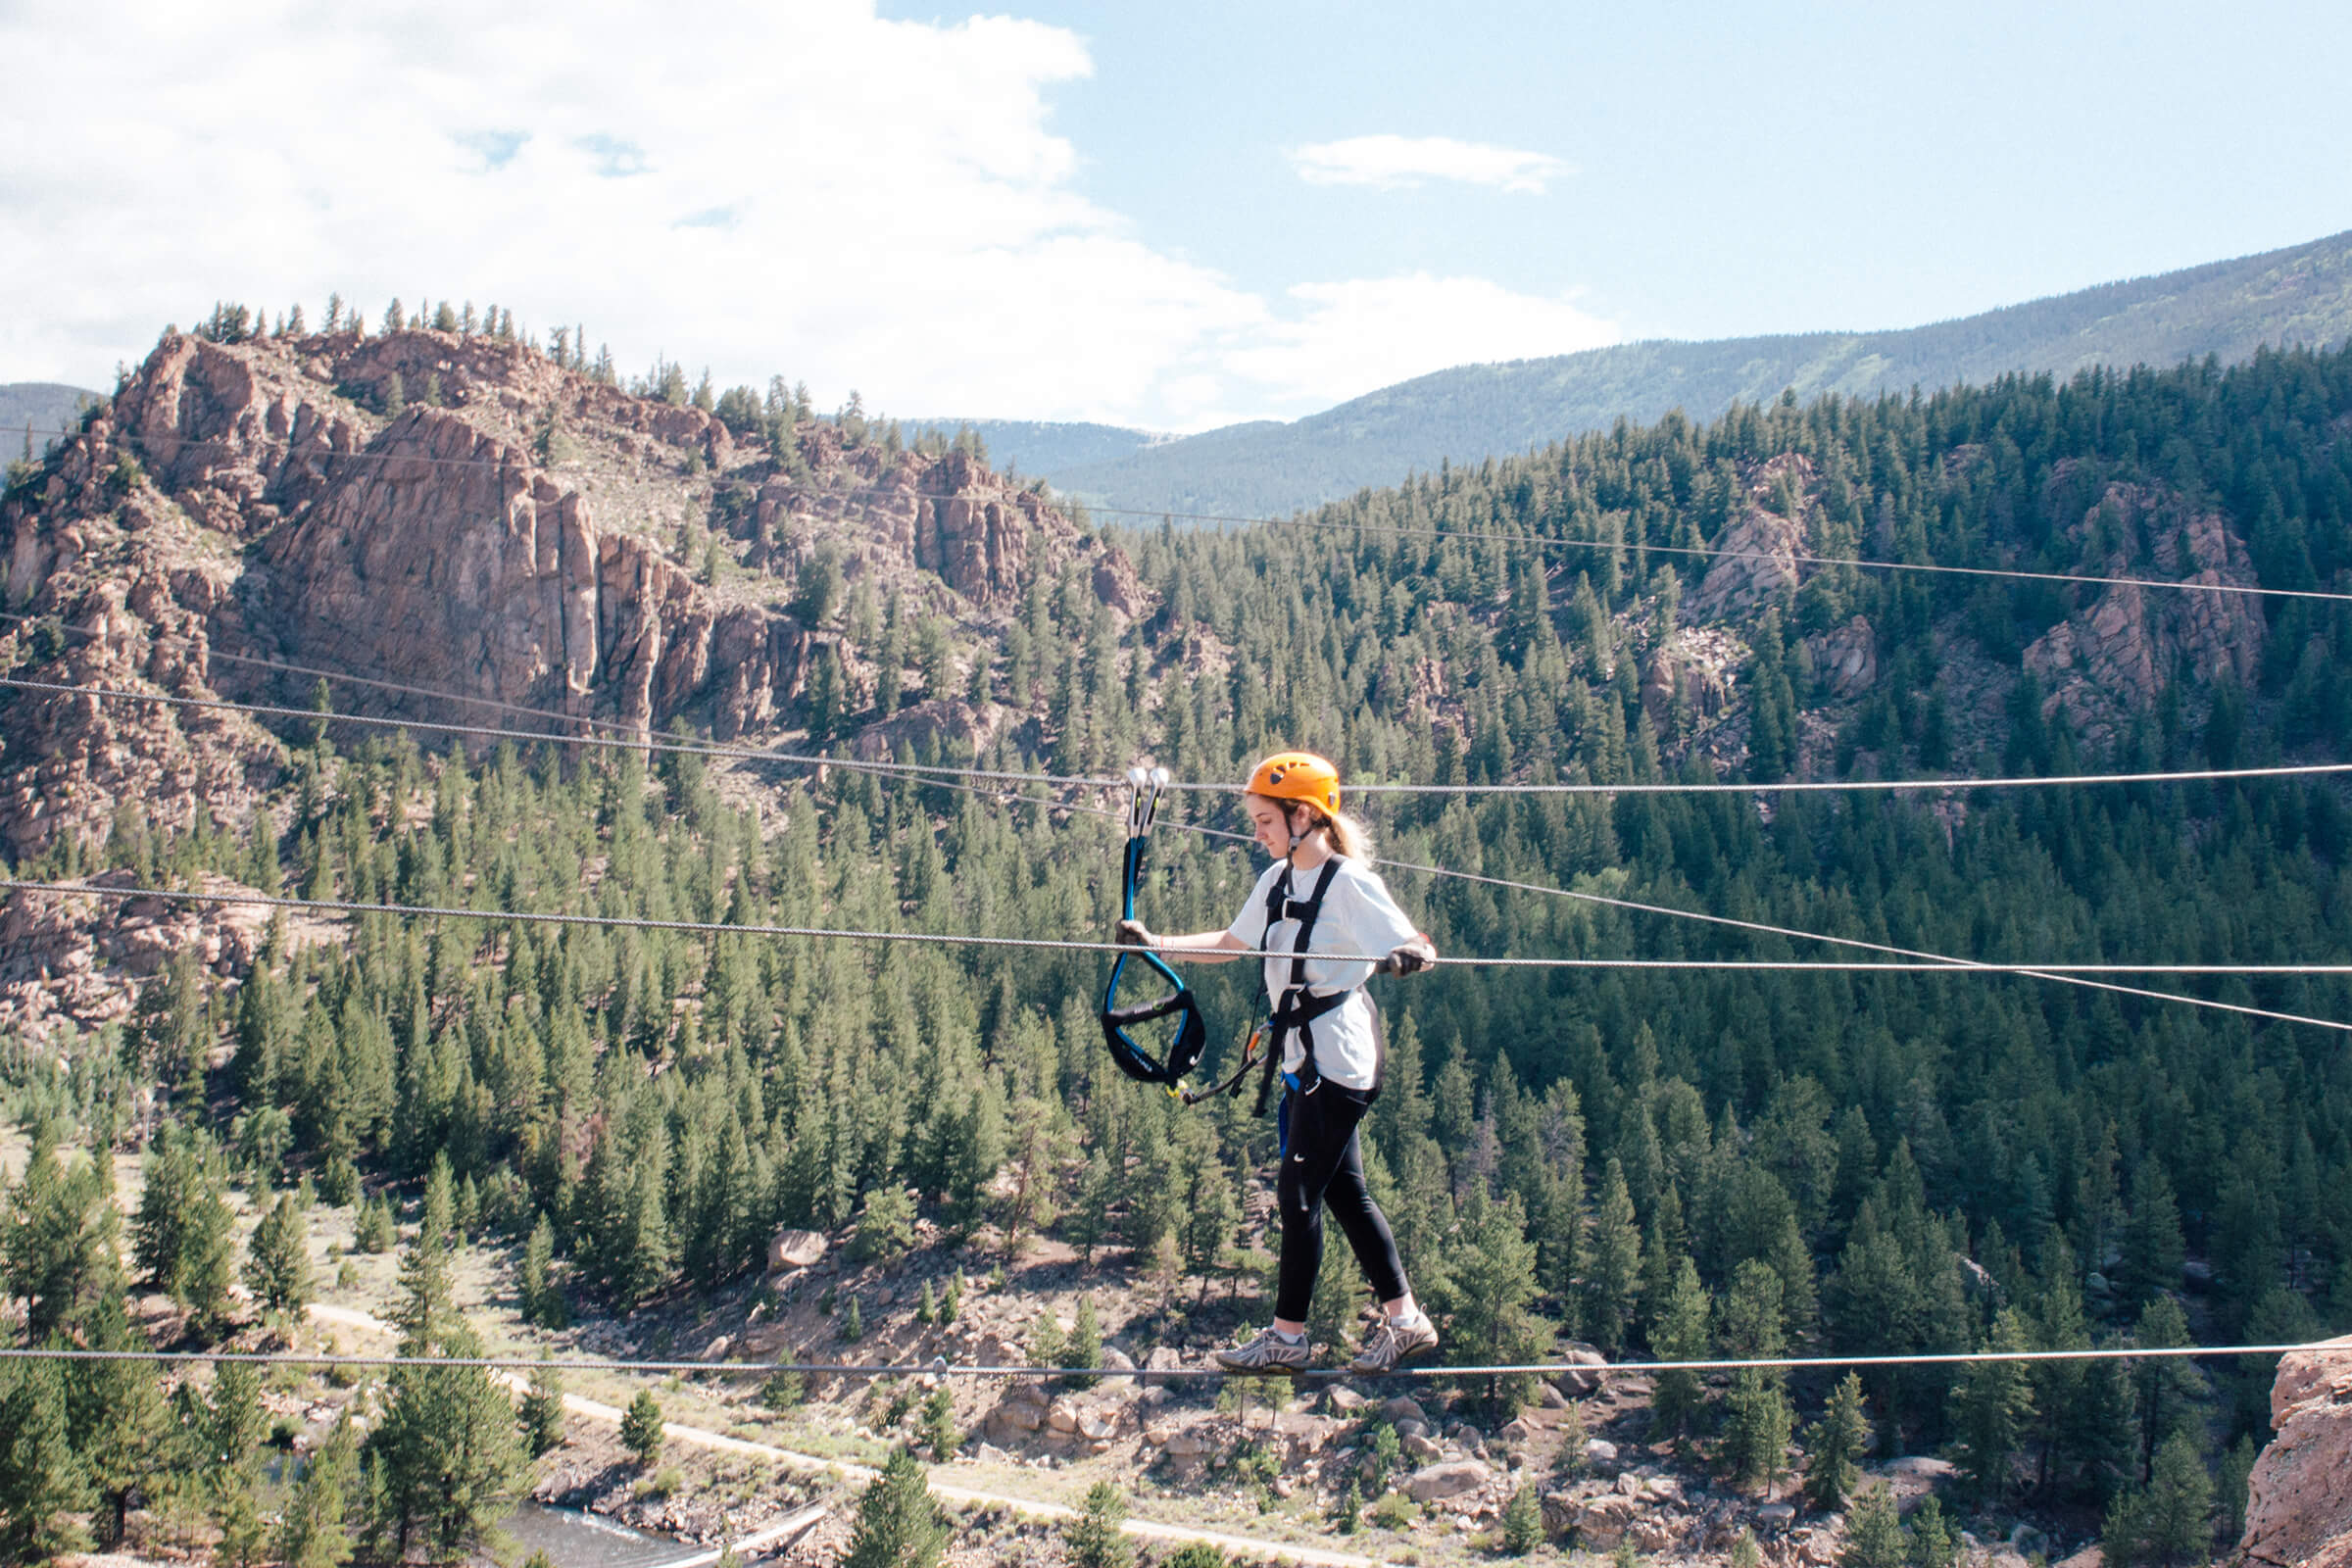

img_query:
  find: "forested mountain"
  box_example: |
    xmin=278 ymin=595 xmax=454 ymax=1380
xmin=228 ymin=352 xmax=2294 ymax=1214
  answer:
xmin=1034 ymin=227 xmax=2352 ymax=518
xmin=1 ymin=310 xmax=2349 ymax=1560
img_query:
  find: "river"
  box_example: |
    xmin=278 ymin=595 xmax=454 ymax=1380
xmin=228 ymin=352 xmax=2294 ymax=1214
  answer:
xmin=489 ymin=1501 xmax=686 ymax=1568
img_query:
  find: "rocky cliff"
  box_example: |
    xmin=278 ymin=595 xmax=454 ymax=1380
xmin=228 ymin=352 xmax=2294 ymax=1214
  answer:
xmin=2239 ymin=1336 xmax=2352 ymax=1568
xmin=1683 ymin=448 xmax=2267 ymax=771
xmin=0 ymin=325 xmax=1141 ymax=859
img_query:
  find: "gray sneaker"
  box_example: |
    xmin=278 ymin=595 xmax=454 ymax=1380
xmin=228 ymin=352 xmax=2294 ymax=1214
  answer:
xmin=1214 ymin=1326 xmax=1312 ymax=1373
xmin=1349 ymin=1313 xmax=1440 ymax=1374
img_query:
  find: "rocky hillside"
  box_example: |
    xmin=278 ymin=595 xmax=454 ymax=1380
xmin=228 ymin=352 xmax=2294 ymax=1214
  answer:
xmin=0 ymin=322 xmax=1143 ymax=860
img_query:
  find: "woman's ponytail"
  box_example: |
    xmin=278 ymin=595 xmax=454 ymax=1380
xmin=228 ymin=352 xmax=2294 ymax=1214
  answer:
xmin=1324 ymin=809 xmax=1374 ymax=863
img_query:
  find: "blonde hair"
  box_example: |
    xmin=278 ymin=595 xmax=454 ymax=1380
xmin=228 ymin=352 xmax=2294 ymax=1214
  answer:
xmin=1253 ymin=796 xmax=1375 ymax=862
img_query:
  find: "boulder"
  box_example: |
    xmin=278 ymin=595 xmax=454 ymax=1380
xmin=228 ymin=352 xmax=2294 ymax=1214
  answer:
xmin=768 ymin=1229 xmax=826 ymax=1271
xmin=1140 ymin=1347 xmax=1188 ymax=1387
xmin=1046 ymin=1397 xmax=1080 ymax=1435
xmin=1582 ymin=1438 xmax=1619 ymax=1468
xmin=987 ymin=1396 xmax=1045 ymax=1437
xmin=1801 ymin=614 xmax=1877 ymax=700
xmin=1160 ymin=1426 xmax=1213 ymax=1459
xmin=2239 ymin=1334 xmax=2352 ymax=1568
xmin=1326 ymin=1387 xmax=1367 ymax=1414
xmin=1074 ymin=1404 xmax=1120 ymax=1443
xmin=1573 ymin=1494 xmax=1641 ymax=1547
xmin=1402 ymin=1433 xmax=1444 ymax=1462
xmin=1554 ymin=1346 xmax=1609 ymax=1398
xmin=1274 ymin=1411 xmax=1341 ymax=1456
xmin=1381 ymin=1395 xmax=1430 ymax=1428
xmin=1403 ymin=1460 xmax=1493 ymax=1503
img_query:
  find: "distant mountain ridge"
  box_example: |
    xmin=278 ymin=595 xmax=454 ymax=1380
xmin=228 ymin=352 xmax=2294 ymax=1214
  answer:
xmin=900 ymin=416 xmax=1165 ymax=478
xmin=1 ymin=382 xmax=102 ymax=456
xmin=1022 ymin=226 xmax=2352 ymax=519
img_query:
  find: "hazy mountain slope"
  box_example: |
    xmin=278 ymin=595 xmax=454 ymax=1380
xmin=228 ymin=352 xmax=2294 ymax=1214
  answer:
xmin=1048 ymin=226 xmax=2352 ymax=518
xmin=0 ymin=382 xmax=103 ymax=454
xmin=903 ymin=416 xmax=1164 ymax=477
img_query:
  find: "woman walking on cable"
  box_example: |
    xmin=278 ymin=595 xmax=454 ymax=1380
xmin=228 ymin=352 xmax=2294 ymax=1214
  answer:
xmin=1114 ymin=751 xmax=1441 ymax=1374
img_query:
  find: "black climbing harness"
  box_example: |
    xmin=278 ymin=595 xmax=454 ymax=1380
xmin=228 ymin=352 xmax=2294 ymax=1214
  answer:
xmin=1250 ymin=855 xmax=1388 ymax=1117
xmin=1100 ymin=767 xmax=1208 ymax=1097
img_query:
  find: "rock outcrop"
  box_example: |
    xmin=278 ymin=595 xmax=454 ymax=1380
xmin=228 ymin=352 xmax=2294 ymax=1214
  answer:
xmin=2022 ymin=481 xmax=2265 ymax=751
xmin=1689 ymin=454 xmax=1818 ymax=622
xmin=2239 ymin=1335 xmax=2352 ymax=1568
xmin=0 ymin=325 xmax=1142 ymax=861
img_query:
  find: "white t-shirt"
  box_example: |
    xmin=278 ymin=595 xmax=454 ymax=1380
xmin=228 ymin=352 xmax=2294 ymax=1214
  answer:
xmin=1226 ymin=856 xmax=1423 ymax=1092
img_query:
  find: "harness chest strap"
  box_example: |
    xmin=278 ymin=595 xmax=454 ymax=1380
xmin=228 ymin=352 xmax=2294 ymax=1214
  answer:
xmin=1253 ymin=856 xmax=1386 ymax=1110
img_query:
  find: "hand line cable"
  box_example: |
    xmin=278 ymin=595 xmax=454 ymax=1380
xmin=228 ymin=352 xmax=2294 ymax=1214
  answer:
xmin=6 ymin=681 xmax=2346 ymax=1021
xmin=4 ymin=879 xmax=2348 ymax=987
xmin=0 ymin=1340 xmax=2342 ymax=1379
xmin=21 ymin=420 xmax=2351 ymax=606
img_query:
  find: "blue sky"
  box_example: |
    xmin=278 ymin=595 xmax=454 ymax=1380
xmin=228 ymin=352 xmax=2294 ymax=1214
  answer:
xmin=901 ymin=0 xmax=2352 ymax=344
xmin=3 ymin=0 xmax=2347 ymax=431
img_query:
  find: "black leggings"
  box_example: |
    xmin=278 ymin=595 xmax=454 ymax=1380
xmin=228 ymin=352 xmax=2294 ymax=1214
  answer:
xmin=1275 ymin=1084 xmax=1409 ymax=1322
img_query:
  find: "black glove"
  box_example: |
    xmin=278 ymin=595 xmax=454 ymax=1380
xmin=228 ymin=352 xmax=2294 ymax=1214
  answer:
xmin=1114 ymin=919 xmax=1154 ymax=949
xmin=1382 ymin=940 xmax=1436 ymax=976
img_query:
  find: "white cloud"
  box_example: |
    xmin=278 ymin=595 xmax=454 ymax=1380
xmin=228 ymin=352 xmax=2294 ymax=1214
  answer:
xmin=0 ymin=4 xmax=1607 ymax=431
xmin=1290 ymin=134 xmax=1572 ymax=194
xmin=1223 ymin=274 xmax=1618 ymax=410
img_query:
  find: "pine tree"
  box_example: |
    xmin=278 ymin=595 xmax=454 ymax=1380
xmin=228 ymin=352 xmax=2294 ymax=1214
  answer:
xmin=841 ymin=1446 xmax=947 ymax=1568
xmin=1838 ymin=1484 xmax=1906 ymax=1568
xmin=2131 ymin=1296 xmax=2205 ymax=1484
xmin=1720 ymin=1259 xmax=1794 ymax=1494
xmin=134 ymin=1121 xmax=235 ymax=1334
xmin=245 ymin=1189 xmax=314 ymax=1313
xmin=521 ymin=1210 xmax=565 ymax=1328
xmin=1067 ymin=1296 xmax=1103 ymax=1390
xmin=1065 ymin=1480 xmax=1134 ymax=1568
xmin=1442 ymin=1188 xmax=1547 ymax=1411
xmin=1584 ymin=1157 xmax=1642 ymax=1353
xmin=0 ymin=1356 xmax=91 ymax=1561
xmin=2133 ymin=1432 xmax=2217 ymax=1566
xmin=276 ymin=1413 xmax=359 ymax=1568
xmin=366 ymin=1173 xmax=524 ymax=1561
xmin=1803 ymin=1373 xmax=1872 ymax=1512
xmin=203 ymin=1360 xmax=269 ymax=1567
xmin=4 ymin=1138 xmax=122 ymax=1345
xmin=519 ymin=1360 xmax=565 ymax=1457
xmin=67 ymin=1294 xmax=167 ymax=1545
xmin=922 ymin=1387 xmax=958 ymax=1460
xmin=1950 ymin=1306 xmax=2034 ymax=1504
xmin=354 ymin=1195 xmax=396 ymax=1253
xmin=1500 ymin=1480 xmax=1543 ymax=1554
xmin=622 ymin=1390 xmax=665 ymax=1467
xmin=1646 ymin=1255 xmax=1711 ymax=1446
xmin=1906 ymin=1496 xmax=1955 ymax=1568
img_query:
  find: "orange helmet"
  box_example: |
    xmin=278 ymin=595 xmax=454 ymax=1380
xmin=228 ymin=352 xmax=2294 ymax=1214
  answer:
xmin=1248 ymin=751 xmax=1341 ymax=814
